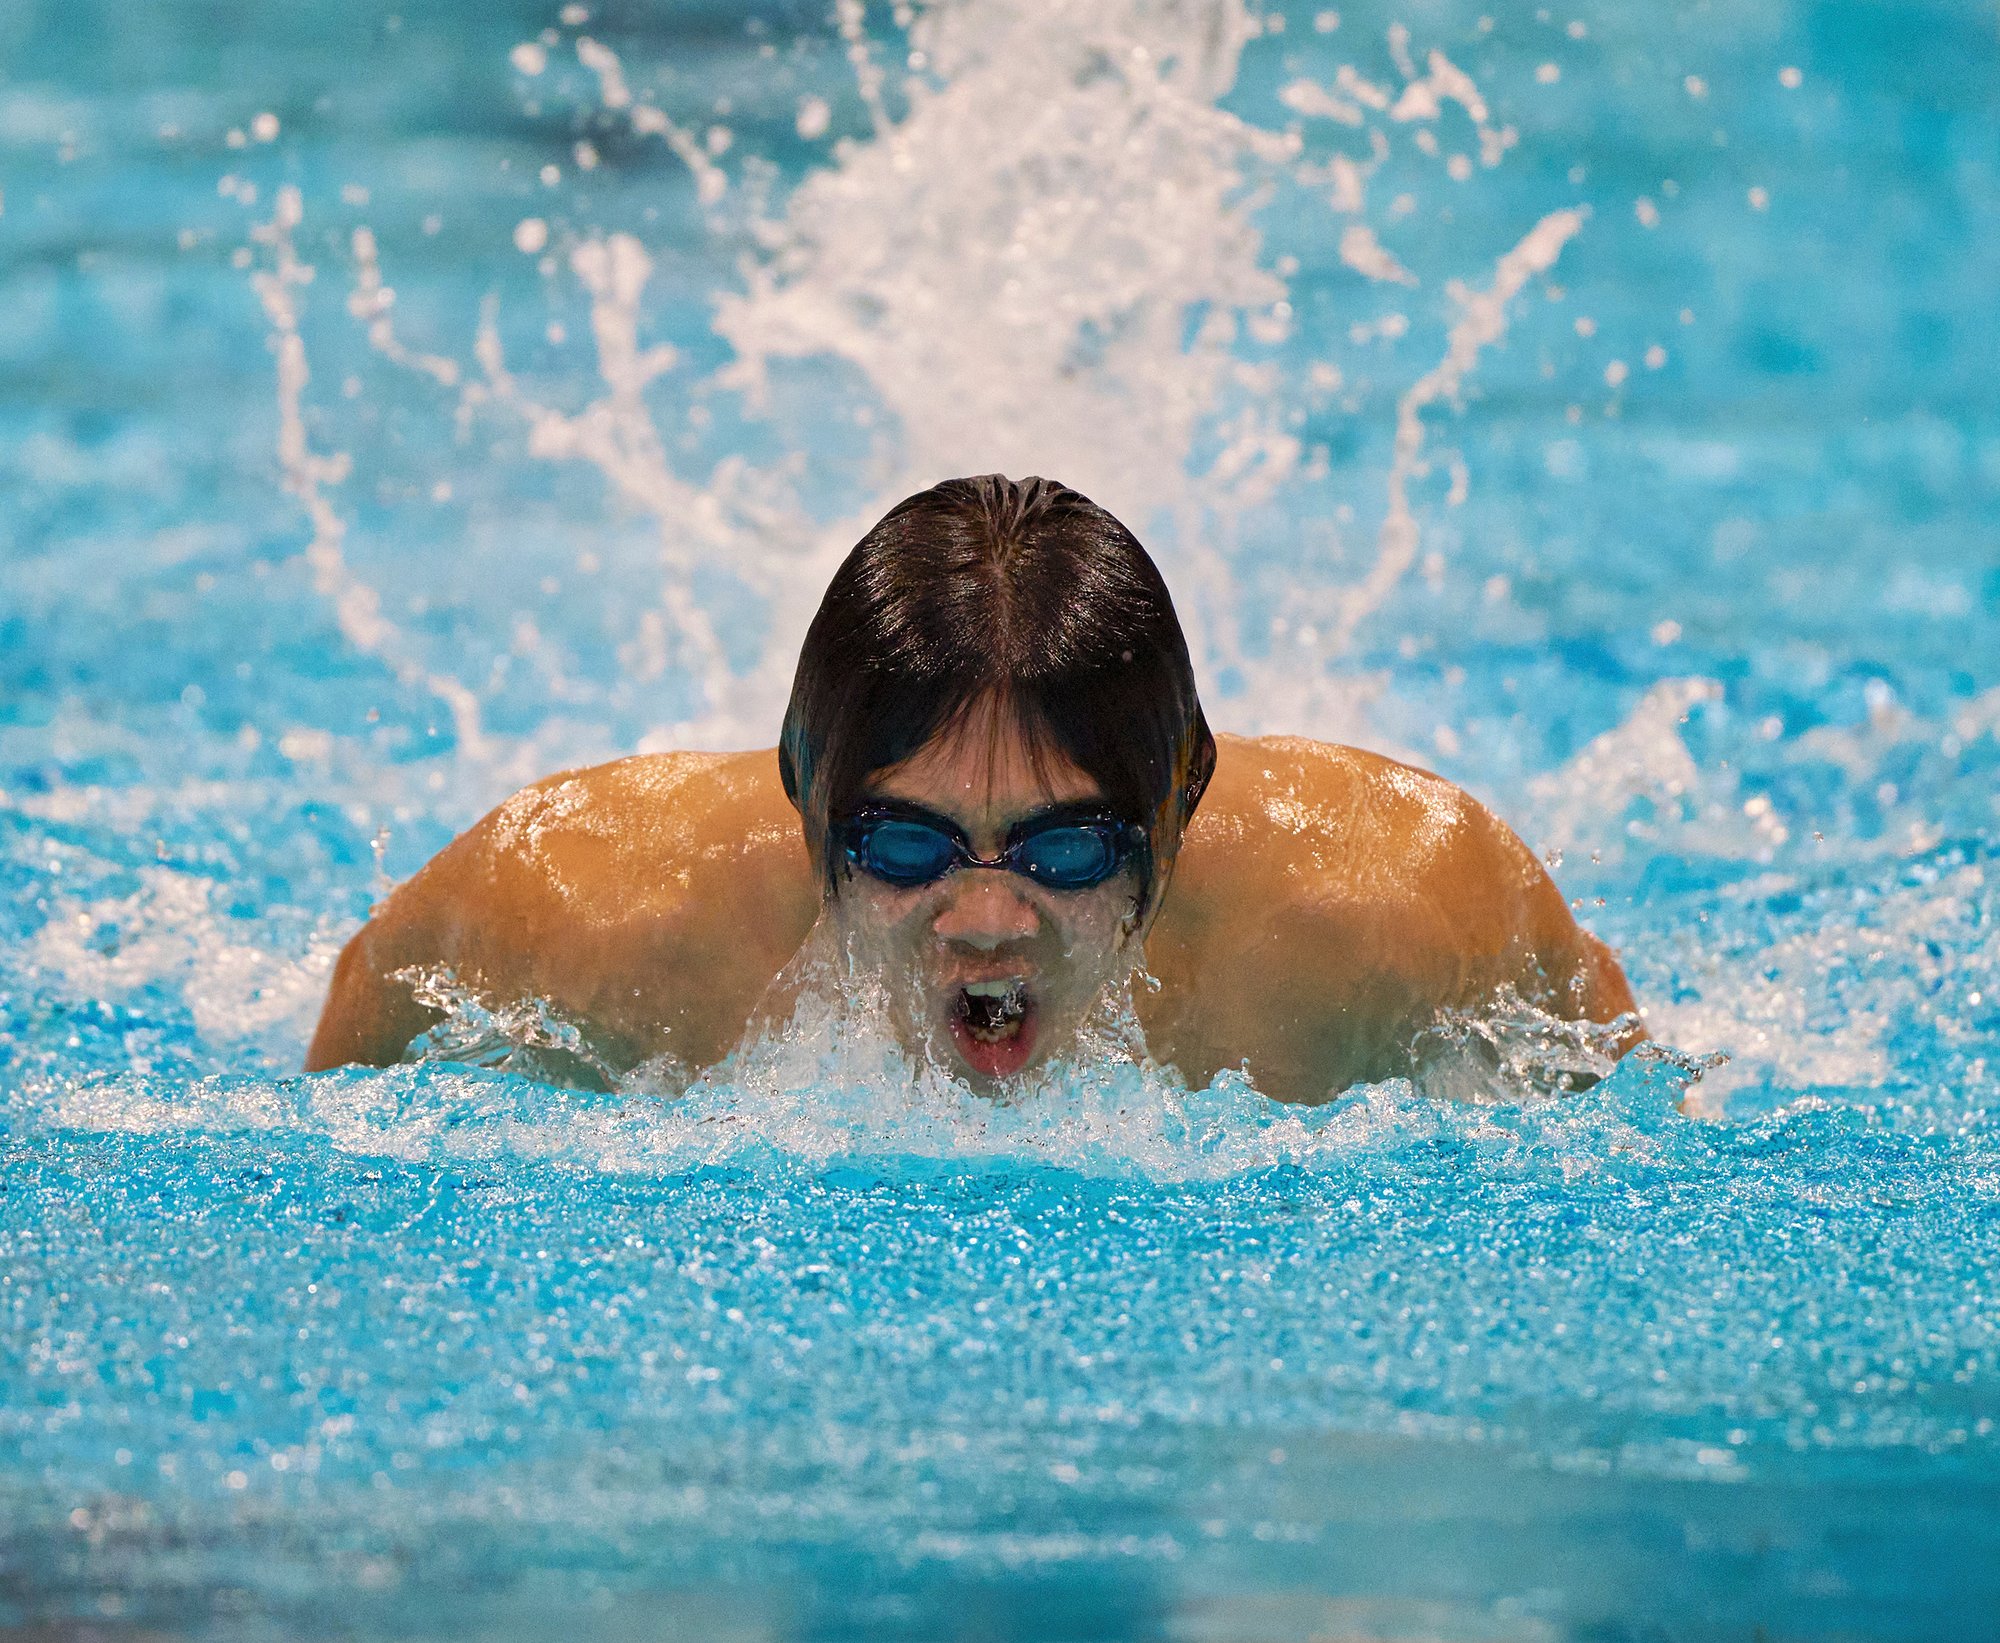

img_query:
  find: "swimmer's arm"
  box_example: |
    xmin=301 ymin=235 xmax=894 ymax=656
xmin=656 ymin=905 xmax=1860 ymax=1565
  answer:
xmin=304 ymin=925 xmax=432 ymax=1072
xmin=304 ymin=761 xmax=640 ymax=1072
xmin=1145 ymin=740 xmax=1641 ymax=1100
xmin=1477 ymin=803 xmax=1642 ymax=1036
xmin=1267 ymin=783 xmax=1643 ymax=1092
xmin=304 ymin=787 xmax=678 ymax=1073
xmin=305 ymin=749 xmax=819 ymax=1075
xmin=303 ymin=827 xmax=500 ymax=1071
xmin=1401 ymin=793 xmax=1644 ymax=1045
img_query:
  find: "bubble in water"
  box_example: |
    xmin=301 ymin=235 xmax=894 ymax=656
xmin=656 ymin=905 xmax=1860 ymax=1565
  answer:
xmin=795 ymin=94 xmax=832 ymax=138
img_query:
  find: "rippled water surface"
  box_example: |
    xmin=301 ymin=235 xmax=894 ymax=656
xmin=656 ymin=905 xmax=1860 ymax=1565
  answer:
xmin=3 ymin=0 xmax=1998 ymax=1636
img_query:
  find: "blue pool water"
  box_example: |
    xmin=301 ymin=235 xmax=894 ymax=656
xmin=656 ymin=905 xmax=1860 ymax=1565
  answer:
xmin=4 ymin=0 xmax=1999 ymax=1636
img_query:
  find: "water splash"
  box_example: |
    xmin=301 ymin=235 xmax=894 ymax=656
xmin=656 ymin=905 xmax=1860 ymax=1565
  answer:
xmin=248 ymin=0 xmax=1587 ymax=756
xmin=1324 ymin=205 xmax=1584 ymax=655
xmin=142 ymin=927 xmax=1715 ymax=1182
xmin=248 ymin=187 xmax=488 ymax=758
xmin=21 ymin=1020 xmax=1717 ymax=1188
xmin=393 ymin=963 xmax=662 ymax=1093
xmin=1408 ymin=986 xmax=1651 ymax=1106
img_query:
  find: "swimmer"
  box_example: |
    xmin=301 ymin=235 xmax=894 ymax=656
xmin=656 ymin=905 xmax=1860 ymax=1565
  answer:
xmin=306 ymin=475 xmax=1639 ymax=1103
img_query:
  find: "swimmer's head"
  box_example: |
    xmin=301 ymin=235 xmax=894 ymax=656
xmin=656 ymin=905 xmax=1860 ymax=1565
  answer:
xmin=779 ymin=474 xmax=1214 ymax=1089
xmin=782 ymin=474 xmax=1213 ymax=906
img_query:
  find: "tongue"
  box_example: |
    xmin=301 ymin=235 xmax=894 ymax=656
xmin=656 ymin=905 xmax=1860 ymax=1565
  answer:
xmin=950 ymin=995 xmax=1037 ymax=1080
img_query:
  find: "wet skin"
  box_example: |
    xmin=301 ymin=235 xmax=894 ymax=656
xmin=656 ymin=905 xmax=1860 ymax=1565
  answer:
xmin=306 ymin=731 xmax=1641 ymax=1103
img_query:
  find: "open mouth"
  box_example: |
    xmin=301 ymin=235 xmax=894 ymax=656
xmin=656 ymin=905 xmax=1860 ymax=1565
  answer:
xmin=948 ymin=979 xmax=1038 ymax=1080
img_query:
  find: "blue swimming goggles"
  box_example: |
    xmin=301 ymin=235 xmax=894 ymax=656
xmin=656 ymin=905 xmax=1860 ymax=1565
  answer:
xmin=834 ymin=802 xmax=1147 ymax=891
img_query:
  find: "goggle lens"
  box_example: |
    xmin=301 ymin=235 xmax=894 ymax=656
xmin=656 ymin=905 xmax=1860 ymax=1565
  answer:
xmin=857 ymin=818 xmax=964 ymax=886
xmin=1014 ymin=826 xmax=1119 ymax=886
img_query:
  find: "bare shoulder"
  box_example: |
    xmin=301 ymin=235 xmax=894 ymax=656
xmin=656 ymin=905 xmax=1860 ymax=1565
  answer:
xmin=469 ymin=748 xmax=802 ymax=911
xmin=1177 ymin=734 xmax=1542 ymax=932
xmin=1144 ymin=734 xmax=1636 ymax=1098
xmin=1192 ymin=734 xmax=1497 ymax=872
xmin=305 ymin=749 xmax=815 ymax=1072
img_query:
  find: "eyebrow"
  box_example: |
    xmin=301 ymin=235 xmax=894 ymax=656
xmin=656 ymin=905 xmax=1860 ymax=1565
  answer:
xmin=853 ymin=795 xmax=1115 ymax=838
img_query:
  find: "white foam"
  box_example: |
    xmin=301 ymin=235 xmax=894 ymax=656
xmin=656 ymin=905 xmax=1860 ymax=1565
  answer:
xmin=1339 ymin=224 xmax=1418 ymax=287
xmin=28 ymin=866 xmax=339 ymax=1061
xmin=37 ymin=1040 xmax=1683 ymax=1188
xmin=21 ymin=929 xmax=1695 ymax=1183
xmin=1650 ymin=860 xmax=1996 ymax=1113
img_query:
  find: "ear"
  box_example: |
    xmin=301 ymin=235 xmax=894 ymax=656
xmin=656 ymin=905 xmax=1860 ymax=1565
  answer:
xmin=1118 ymin=884 xmax=1151 ymax=949
xmin=777 ymin=736 xmax=803 ymax=808
xmin=1182 ymin=714 xmax=1218 ymax=817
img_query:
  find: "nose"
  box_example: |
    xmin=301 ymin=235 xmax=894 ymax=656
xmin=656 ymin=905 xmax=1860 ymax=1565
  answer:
xmin=931 ymin=871 xmax=1040 ymax=950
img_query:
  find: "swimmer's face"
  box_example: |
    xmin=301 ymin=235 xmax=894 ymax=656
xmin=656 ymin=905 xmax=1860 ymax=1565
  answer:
xmin=827 ymin=696 xmax=1146 ymax=1093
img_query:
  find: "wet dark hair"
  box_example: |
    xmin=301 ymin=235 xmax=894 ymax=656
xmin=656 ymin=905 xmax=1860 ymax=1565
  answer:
xmin=779 ymin=474 xmax=1215 ymax=915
